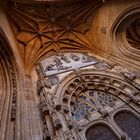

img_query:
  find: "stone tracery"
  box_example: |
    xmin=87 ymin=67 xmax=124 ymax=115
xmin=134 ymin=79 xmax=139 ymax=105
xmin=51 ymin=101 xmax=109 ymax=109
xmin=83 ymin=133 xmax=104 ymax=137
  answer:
xmin=0 ymin=1 xmax=140 ymax=140
xmin=37 ymin=52 xmax=140 ymax=140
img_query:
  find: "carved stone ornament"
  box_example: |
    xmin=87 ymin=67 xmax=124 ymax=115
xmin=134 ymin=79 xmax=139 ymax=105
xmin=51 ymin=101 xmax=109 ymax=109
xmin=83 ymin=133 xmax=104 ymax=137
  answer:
xmin=0 ymin=43 xmax=17 ymax=121
xmin=36 ymin=52 xmax=140 ymax=140
xmin=63 ymin=130 xmax=75 ymax=140
xmin=54 ymin=119 xmax=63 ymax=129
xmin=40 ymin=53 xmax=98 ymax=76
xmin=93 ymin=62 xmax=111 ymax=71
xmin=48 ymin=76 xmax=59 ymax=86
xmin=40 ymin=98 xmax=49 ymax=115
xmin=37 ymin=78 xmax=52 ymax=94
xmin=101 ymin=26 xmax=107 ymax=34
xmin=71 ymin=91 xmax=118 ymax=121
xmin=121 ymin=71 xmax=136 ymax=81
xmin=112 ymin=65 xmax=137 ymax=80
xmin=43 ymin=125 xmax=51 ymax=140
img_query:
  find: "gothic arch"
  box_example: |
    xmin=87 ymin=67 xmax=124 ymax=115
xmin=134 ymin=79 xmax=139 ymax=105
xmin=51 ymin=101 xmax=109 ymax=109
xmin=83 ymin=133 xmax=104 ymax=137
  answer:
xmin=51 ymin=69 xmax=139 ymax=139
xmin=114 ymin=110 xmax=140 ymax=140
xmin=83 ymin=118 xmax=122 ymax=140
xmin=55 ymin=69 xmax=139 ymax=114
xmin=0 ymin=28 xmax=22 ymax=140
xmin=111 ymin=4 xmax=140 ymax=62
xmin=37 ymin=53 xmax=140 ymax=140
xmin=85 ymin=123 xmax=119 ymax=140
xmin=112 ymin=107 xmax=140 ymax=122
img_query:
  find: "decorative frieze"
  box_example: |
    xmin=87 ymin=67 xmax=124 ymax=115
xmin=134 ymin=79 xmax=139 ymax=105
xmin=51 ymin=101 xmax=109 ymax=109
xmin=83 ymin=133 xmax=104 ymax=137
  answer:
xmin=36 ymin=52 xmax=140 ymax=140
xmin=0 ymin=44 xmax=17 ymax=121
xmin=40 ymin=53 xmax=98 ymax=76
xmin=40 ymin=98 xmax=50 ymax=115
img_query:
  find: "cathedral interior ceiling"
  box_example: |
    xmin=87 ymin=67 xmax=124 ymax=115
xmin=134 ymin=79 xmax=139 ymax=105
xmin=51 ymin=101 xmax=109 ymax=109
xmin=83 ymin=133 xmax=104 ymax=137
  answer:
xmin=4 ymin=0 xmax=103 ymax=73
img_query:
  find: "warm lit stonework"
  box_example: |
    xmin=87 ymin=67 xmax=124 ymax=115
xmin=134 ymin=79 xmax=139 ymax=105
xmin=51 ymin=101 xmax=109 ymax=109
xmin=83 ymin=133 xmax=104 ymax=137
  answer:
xmin=0 ymin=0 xmax=140 ymax=140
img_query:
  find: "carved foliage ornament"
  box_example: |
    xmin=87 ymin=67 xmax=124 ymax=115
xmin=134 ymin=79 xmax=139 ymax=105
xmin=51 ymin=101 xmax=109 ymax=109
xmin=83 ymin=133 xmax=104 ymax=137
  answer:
xmin=37 ymin=79 xmax=63 ymax=139
xmin=55 ymin=72 xmax=140 ymax=124
xmin=0 ymin=40 xmax=17 ymax=121
xmin=36 ymin=55 xmax=140 ymax=139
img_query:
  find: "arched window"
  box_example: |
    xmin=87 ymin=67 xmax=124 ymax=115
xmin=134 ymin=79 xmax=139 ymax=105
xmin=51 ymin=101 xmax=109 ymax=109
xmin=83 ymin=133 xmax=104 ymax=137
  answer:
xmin=86 ymin=125 xmax=119 ymax=140
xmin=114 ymin=111 xmax=140 ymax=140
xmin=53 ymin=70 xmax=140 ymax=140
xmin=72 ymin=90 xmax=120 ymax=121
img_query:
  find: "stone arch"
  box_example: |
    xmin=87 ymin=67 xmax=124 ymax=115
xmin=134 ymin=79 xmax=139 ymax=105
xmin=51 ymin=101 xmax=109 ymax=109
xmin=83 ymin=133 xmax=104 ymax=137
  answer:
xmin=114 ymin=110 xmax=140 ymax=140
xmin=111 ymin=4 xmax=140 ymax=62
xmin=112 ymin=107 xmax=140 ymax=123
xmin=0 ymin=28 xmax=22 ymax=140
xmin=37 ymin=52 xmax=140 ymax=140
xmin=55 ymin=69 xmax=139 ymax=117
xmin=53 ymin=69 xmax=140 ymax=139
xmin=84 ymin=119 xmax=121 ymax=139
xmin=85 ymin=123 xmax=119 ymax=140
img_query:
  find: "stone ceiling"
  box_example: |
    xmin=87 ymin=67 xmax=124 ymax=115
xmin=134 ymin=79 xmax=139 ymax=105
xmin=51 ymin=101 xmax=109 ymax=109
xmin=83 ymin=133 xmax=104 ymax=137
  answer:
xmin=4 ymin=0 xmax=103 ymax=73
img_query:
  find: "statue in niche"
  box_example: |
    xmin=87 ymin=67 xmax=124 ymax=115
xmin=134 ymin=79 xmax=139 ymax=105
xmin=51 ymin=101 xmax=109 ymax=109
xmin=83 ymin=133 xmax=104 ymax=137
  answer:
xmin=71 ymin=54 xmax=80 ymax=61
xmin=45 ymin=64 xmax=55 ymax=71
xmin=54 ymin=57 xmax=63 ymax=70
xmin=94 ymin=62 xmax=111 ymax=71
xmin=81 ymin=53 xmax=97 ymax=63
xmin=59 ymin=54 xmax=70 ymax=63
xmin=54 ymin=57 xmax=70 ymax=71
xmin=11 ymin=103 xmax=16 ymax=121
xmin=112 ymin=65 xmax=136 ymax=79
xmin=121 ymin=71 xmax=136 ymax=81
xmin=43 ymin=122 xmax=51 ymax=140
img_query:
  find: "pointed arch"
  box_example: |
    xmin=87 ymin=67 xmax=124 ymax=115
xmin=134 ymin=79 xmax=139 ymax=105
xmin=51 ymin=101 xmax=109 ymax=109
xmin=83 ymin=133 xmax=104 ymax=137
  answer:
xmin=0 ymin=27 xmax=24 ymax=140
xmin=86 ymin=123 xmax=119 ymax=140
xmin=114 ymin=110 xmax=140 ymax=140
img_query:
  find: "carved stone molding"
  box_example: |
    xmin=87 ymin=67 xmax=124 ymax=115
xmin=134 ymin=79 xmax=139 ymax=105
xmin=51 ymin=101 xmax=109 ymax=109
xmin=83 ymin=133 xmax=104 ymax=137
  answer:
xmin=36 ymin=52 xmax=140 ymax=139
xmin=0 ymin=38 xmax=18 ymax=121
xmin=111 ymin=4 xmax=140 ymax=62
xmin=54 ymin=70 xmax=140 ymax=124
xmin=37 ymin=79 xmax=63 ymax=139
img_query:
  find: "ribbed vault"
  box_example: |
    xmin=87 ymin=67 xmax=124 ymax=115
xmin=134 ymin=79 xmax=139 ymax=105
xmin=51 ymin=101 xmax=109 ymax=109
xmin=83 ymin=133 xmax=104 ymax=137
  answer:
xmin=4 ymin=0 xmax=103 ymax=73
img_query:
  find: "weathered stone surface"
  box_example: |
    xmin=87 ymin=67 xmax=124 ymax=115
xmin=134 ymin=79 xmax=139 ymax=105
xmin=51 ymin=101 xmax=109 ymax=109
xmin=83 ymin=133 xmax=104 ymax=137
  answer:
xmin=0 ymin=0 xmax=140 ymax=140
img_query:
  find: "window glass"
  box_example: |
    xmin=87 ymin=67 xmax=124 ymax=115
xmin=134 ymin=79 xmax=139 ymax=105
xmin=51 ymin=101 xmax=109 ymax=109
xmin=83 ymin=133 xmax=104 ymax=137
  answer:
xmin=86 ymin=125 xmax=119 ymax=140
xmin=114 ymin=112 xmax=140 ymax=140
